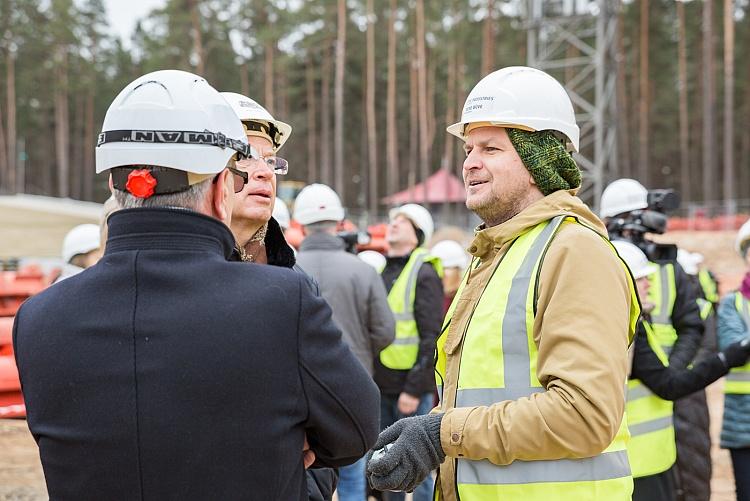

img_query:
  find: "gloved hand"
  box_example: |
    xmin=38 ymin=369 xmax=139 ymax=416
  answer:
xmin=366 ymin=413 xmax=445 ymax=493
xmin=719 ymin=337 xmax=750 ymax=368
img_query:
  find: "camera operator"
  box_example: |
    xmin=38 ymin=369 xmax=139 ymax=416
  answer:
xmin=601 ymin=178 xmax=709 ymax=501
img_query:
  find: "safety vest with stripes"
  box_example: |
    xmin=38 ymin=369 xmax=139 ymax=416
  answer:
xmin=724 ymin=292 xmax=750 ymax=394
xmin=435 ymin=215 xmax=640 ymax=500
xmin=698 ymin=269 xmax=720 ymax=304
xmin=626 ymin=320 xmax=676 ymax=478
xmin=647 ymin=263 xmax=677 ymax=354
xmin=380 ymin=248 xmax=442 ymax=370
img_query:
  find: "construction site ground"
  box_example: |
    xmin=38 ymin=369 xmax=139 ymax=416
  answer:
xmin=0 ymin=230 xmax=746 ymax=500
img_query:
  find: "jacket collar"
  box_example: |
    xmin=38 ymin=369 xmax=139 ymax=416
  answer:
xmin=299 ymin=232 xmax=346 ymax=252
xmin=105 ymin=207 xmax=236 ymax=259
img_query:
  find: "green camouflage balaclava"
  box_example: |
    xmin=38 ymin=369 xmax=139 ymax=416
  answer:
xmin=506 ymin=128 xmax=581 ymax=196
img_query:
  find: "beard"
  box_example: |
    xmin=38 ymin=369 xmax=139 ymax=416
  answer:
xmin=467 ymin=181 xmax=530 ymax=227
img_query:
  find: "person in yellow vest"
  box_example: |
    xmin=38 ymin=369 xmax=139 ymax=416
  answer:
xmin=373 ymin=202 xmax=444 ymax=501
xmin=366 ymin=66 xmax=639 ymax=500
xmin=614 ymin=240 xmax=750 ymax=501
xmin=717 ymin=219 xmax=750 ymax=501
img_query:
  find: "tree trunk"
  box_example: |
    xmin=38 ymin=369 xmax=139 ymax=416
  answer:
xmin=481 ymin=0 xmax=495 ymax=77
xmin=677 ymin=0 xmax=689 ymax=202
xmin=702 ymin=0 xmax=716 ymax=203
xmin=616 ymin=4 xmax=631 ymax=179
xmin=441 ymin=49 xmax=457 ymax=171
xmin=334 ymin=0 xmax=347 ymax=201
xmin=386 ymin=0 xmax=399 ymax=198
xmin=6 ymin=47 xmax=16 ymax=192
xmin=0 ymin=53 xmax=7 ymax=192
xmin=740 ymin=58 xmax=750 ymax=200
xmin=723 ymin=0 xmax=734 ymax=207
xmin=188 ymin=0 xmax=205 ymax=75
xmin=264 ymin=39 xmax=275 ymax=115
xmin=456 ymin=45 xmax=467 ymax=167
xmin=320 ymin=40 xmax=332 ymax=185
xmin=83 ymin=86 xmax=95 ymax=201
xmin=71 ymin=90 xmax=84 ymax=200
xmin=638 ymin=0 xmax=649 ymax=184
xmin=415 ymin=0 xmax=429 ymax=185
xmin=240 ymin=61 xmax=250 ymax=97
xmin=366 ymin=0 xmax=377 ymax=217
xmin=55 ymin=47 xmax=70 ymax=198
xmin=306 ymin=58 xmax=317 ymax=183
xmin=409 ymin=45 xmax=418 ymax=197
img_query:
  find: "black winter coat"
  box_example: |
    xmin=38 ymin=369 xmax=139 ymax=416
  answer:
xmin=13 ymin=208 xmax=379 ymax=501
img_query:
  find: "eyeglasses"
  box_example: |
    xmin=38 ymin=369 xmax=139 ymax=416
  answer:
xmin=213 ymin=166 xmax=249 ymax=193
xmin=236 ymin=156 xmax=289 ymax=175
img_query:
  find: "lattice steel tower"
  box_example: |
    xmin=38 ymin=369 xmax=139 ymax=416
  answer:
xmin=525 ymin=0 xmax=619 ymax=209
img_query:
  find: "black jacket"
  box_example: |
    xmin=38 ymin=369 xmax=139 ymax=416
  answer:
xmin=374 ymin=252 xmax=444 ymax=396
xmin=13 ymin=208 xmax=379 ymax=501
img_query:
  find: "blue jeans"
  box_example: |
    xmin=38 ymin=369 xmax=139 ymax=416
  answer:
xmin=336 ymin=454 xmax=367 ymax=501
xmin=378 ymin=392 xmax=436 ymax=501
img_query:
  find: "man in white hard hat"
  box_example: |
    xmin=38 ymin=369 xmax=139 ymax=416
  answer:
xmin=370 ymin=203 xmax=443 ymax=501
xmin=367 ymin=66 xmax=640 ymax=501
xmin=430 ymin=239 xmax=469 ymax=315
xmin=55 ymin=224 xmax=102 ymax=282
xmin=612 ymin=240 xmax=750 ymax=501
xmin=293 ymin=183 xmax=395 ymax=501
xmin=601 ymin=178 xmax=710 ymax=501
xmin=13 ymin=70 xmax=380 ymax=500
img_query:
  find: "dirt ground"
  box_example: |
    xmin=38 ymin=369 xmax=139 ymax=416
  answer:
xmin=0 ymin=229 xmax=746 ymax=499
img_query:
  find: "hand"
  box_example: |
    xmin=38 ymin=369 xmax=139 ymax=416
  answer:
xmin=720 ymin=338 xmax=750 ymax=369
xmin=366 ymin=413 xmax=445 ymax=493
xmin=303 ymin=435 xmax=316 ymax=469
xmin=397 ymin=392 xmax=420 ymax=416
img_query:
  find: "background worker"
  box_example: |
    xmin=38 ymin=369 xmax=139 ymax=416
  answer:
xmin=717 ymin=219 xmax=750 ymax=501
xmin=614 ymin=240 xmax=750 ymax=501
xmin=14 ymin=70 xmax=380 ymax=500
xmin=367 ymin=66 xmax=638 ymax=500
xmin=430 ymin=239 xmax=469 ymax=315
xmin=293 ymin=183 xmax=395 ymax=501
xmin=273 ymin=197 xmax=291 ymax=235
xmin=601 ymin=178 xmax=710 ymax=501
xmin=54 ymin=223 xmax=101 ymax=282
xmin=373 ymin=203 xmax=443 ymax=501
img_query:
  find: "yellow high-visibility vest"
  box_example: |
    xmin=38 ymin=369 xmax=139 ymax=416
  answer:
xmin=698 ymin=269 xmax=720 ymax=304
xmin=626 ymin=321 xmax=676 ymax=478
xmin=435 ymin=215 xmax=639 ymax=500
xmin=647 ymin=263 xmax=677 ymax=354
xmin=725 ymin=292 xmax=750 ymax=394
xmin=380 ymin=248 xmax=442 ymax=370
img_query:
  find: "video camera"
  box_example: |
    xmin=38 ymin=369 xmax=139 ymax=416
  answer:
xmin=606 ymin=188 xmax=680 ymax=262
xmin=337 ymin=231 xmax=372 ymax=254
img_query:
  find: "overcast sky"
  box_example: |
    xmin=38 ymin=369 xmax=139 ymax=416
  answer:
xmin=104 ymin=0 xmax=166 ymax=46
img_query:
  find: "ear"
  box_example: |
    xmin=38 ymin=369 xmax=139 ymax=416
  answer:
xmin=211 ymin=169 xmax=233 ymax=225
xmin=108 ymin=174 xmax=114 ymax=191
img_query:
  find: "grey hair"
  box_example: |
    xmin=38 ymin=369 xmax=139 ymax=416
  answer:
xmin=114 ymin=177 xmax=213 ymax=210
xmin=304 ymin=221 xmax=338 ymax=233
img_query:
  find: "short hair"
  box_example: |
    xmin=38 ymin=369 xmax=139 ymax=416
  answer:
xmin=304 ymin=221 xmax=338 ymax=233
xmin=113 ymin=167 xmax=213 ymax=211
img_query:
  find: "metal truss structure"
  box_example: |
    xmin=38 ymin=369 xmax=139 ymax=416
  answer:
xmin=525 ymin=0 xmax=619 ymax=209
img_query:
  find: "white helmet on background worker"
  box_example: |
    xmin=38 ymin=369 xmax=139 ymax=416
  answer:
xmin=358 ymin=250 xmax=386 ymax=271
xmin=736 ymin=219 xmax=750 ymax=258
xmin=221 ymin=92 xmax=292 ymax=152
xmin=676 ymin=248 xmax=699 ymax=276
xmin=97 ymin=70 xmax=250 ymax=179
xmin=293 ymin=184 xmax=345 ymax=225
xmin=389 ymin=204 xmax=434 ymax=244
xmin=599 ymin=179 xmax=649 ymax=219
xmin=62 ymin=224 xmax=101 ymax=264
xmin=612 ymin=240 xmax=658 ymax=280
xmin=447 ymin=66 xmax=580 ymax=152
xmin=272 ymin=198 xmax=291 ymax=230
xmin=431 ymin=240 xmax=469 ymax=270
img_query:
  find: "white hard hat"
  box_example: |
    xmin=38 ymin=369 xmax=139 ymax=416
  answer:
xmin=447 ymin=66 xmax=580 ymax=152
xmin=612 ymin=240 xmax=658 ymax=280
xmin=272 ymin=198 xmax=291 ymax=230
xmin=736 ymin=219 xmax=750 ymax=258
xmin=431 ymin=240 xmax=469 ymax=269
xmin=221 ymin=92 xmax=292 ymax=151
xmin=293 ymin=183 xmax=345 ymax=225
xmin=389 ymin=204 xmax=434 ymax=243
xmin=358 ymin=250 xmax=386 ymax=271
xmin=600 ymin=178 xmax=649 ymax=219
xmin=62 ymin=224 xmax=101 ymax=264
xmin=677 ymin=248 xmax=699 ymax=276
xmin=96 ymin=70 xmax=249 ymax=175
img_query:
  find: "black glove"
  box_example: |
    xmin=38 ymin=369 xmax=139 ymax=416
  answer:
xmin=719 ymin=338 xmax=750 ymax=368
xmin=366 ymin=413 xmax=445 ymax=493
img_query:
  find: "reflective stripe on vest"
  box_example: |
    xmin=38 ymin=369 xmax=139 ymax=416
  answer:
xmin=436 ymin=215 xmax=637 ymax=500
xmin=648 ymin=263 xmax=677 ymax=354
xmin=380 ymin=248 xmax=441 ymax=370
xmin=626 ymin=321 xmax=676 ymax=478
xmin=697 ymin=297 xmax=713 ymax=321
xmin=698 ymin=269 xmax=719 ymax=304
xmin=725 ymin=292 xmax=750 ymax=394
